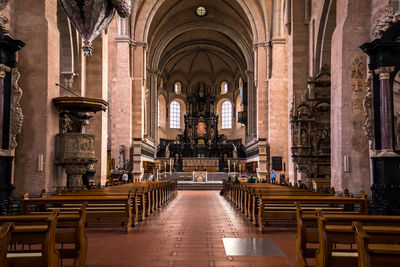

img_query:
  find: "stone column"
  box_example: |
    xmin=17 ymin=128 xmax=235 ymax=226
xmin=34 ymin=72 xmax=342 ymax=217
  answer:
xmin=375 ymin=66 xmax=395 ymax=151
xmin=13 ymin=0 xmax=60 ymax=195
xmin=246 ymin=70 xmax=256 ymax=140
xmin=148 ymin=69 xmax=158 ymax=140
xmin=131 ymin=42 xmax=146 ymax=180
xmin=85 ymin=34 xmax=108 ymax=186
xmin=287 ymin=0 xmax=309 ymax=184
xmin=0 ymin=64 xmax=10 ymax=147
xmin=108 ymin=19 xmax=132 ymax=168
xmin=331 ymin=0 xmax=371 ymax=193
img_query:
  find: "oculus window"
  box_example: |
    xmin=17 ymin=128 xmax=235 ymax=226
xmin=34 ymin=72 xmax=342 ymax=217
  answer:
xmin=221 ymin=101 xmax=232 ymax=129
xmin=196 ymin=6 xmax=206 ymax=16
xmin=170 ymin=101 xmax=180 ymax=129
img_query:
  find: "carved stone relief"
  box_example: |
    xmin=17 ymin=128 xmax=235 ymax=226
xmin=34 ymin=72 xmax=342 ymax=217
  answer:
xmin=0 ymin=0 xmax=9 ymax=34
xmin=9 ymin=69 xmax=23 ymax=149
xmin=290 ymin=67 xmax=331 ymax=179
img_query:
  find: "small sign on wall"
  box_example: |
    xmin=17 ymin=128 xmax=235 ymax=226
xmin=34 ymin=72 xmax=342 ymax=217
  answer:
xmin=271 ymin=156 xmax=282 ymax=171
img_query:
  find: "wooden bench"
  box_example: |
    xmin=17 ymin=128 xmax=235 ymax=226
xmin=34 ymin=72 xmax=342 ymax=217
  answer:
xmin=314 ymin=210 xmax=400 ymax=267
xmin=353 ymin=221 xmax=400 ymax=267
xmin=1 ymin=203 xmax=87 ymax=267
xmin=0 ymin=222 xmax=13 ymax=267
xmin=22 ymin=194 xmax=133 ymax=233
xmin=5 ymin=210 xmax=60 ymax=267
xmin=257 ymin=193 xmax=368 ymax=232
xmin=296 ymin=204 xmax=400 ymax=267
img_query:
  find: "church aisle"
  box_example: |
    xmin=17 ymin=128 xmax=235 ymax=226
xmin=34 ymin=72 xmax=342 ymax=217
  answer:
xmin=86 ymin=191 xmax=296 ymax=267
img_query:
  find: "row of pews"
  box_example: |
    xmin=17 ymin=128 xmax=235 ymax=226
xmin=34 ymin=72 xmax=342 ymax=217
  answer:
xmin=0 ymin=181 xmax=177 ymax=267
xmin=222 ymin=180 xmax=400 ymax=267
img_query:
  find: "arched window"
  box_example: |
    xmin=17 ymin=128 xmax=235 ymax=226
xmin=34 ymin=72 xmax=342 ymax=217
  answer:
xmin=174 ymin=82 xmax=182 ymax=94
xmin=170 ymin=101 xmax=180 ymax=129
xmin=221 ymin=101 xmax=232 ymax=129
xmin=221 ymin=81 xmax=228 ymax=94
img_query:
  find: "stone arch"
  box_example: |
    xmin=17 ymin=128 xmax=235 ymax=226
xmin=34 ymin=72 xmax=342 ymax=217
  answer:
xmin=314 ymin=0 xmax=336 ymax=74
xmin=134 ymin=0 xmax=267 ymax=44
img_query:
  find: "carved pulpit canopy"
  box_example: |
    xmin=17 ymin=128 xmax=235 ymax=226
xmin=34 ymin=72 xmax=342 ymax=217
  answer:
xmin=58 ymin=0 xmax=131 ymax=56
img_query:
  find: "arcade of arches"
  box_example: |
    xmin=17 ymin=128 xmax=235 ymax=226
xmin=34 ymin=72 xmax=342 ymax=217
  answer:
xmin=1 ymin=0 xmax=400 ymax=265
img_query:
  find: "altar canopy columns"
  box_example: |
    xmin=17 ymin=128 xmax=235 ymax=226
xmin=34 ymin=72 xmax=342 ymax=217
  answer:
xmin=0 ymin=64 xmax=10 ymax=148
xmin=375 ymin=66 xmax=395 ymax=151
xmin=13 ymin=0 xmax=60 ymax=194
xmin=286 ymin=0 xmax=309 ymax=184
xmin=109 ymin=19 xmax=132 ymax=167
xmin=85 ymin=34 xmax=109 ymax=186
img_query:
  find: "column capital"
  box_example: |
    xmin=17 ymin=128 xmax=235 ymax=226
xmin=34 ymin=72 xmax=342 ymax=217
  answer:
xmin=0 ymin=64 xmax=10 ymax=79
xmin=374 ymin=66 xmax=395 ymax=80
xmin=130 ymin=41 xmax=148 ymax=48
xmin=246 ymin=70 xmax=254 ymax=77
xmin=147 ymin=68 xmax=160 ymax=76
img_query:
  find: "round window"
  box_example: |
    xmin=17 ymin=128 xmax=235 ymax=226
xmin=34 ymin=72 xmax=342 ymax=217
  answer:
xmin=196 ymin=6 xmax=206 ymax=17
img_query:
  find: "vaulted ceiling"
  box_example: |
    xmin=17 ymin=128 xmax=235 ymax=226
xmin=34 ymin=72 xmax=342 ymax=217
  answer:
xmin=141 ymin=0 xmax=259 ymax=87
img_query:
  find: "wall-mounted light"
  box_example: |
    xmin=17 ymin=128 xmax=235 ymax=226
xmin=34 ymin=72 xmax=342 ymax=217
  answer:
xmin=38 ymin=154 xmax=44 ymax=172
xmin=343 ymin=155 xmax=350 ymax=173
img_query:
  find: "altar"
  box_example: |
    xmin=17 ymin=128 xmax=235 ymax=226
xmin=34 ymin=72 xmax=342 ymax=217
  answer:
xmin=182 ymin=158 xmax=219 ymax=172
xmin=193 ymin=171 xmax=207 ymax=182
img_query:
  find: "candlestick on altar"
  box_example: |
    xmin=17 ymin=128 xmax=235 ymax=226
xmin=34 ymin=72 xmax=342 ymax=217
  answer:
xmin=228 ymin=160 xmax=230 ymax=174
xmin=239 ymin=164 xmax=241 ymax=175
xmin=164 ymin=161 xmax=167 ymax=174
xmin=234 ymin=162 xmax=236 ymax=174
xmin=170 ymin=158 xmax=172 ymax=175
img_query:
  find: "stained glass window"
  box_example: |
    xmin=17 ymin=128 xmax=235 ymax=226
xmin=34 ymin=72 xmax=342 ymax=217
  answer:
xmin=170 ymin=101 xmax=180 ymax=129
xmin=221 ymin=101 xmax=232 ymax=129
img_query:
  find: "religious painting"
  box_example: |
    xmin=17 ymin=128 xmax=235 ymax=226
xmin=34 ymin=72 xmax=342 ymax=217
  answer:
xmin=196 ymin=120 xmax=207 ymax=137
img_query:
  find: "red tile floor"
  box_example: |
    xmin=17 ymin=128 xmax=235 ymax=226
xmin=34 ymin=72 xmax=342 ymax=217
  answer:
xmin=85 ymin=191 xmax=296 ymax=267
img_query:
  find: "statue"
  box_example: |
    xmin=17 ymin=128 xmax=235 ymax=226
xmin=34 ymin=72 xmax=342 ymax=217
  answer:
xmin=301 ymin=129 xmax=308 ymax=147
xmin=118 ymin=145 xmax=125 ymax=170
xmin=60 ymin=112 xmax=73 ymax=133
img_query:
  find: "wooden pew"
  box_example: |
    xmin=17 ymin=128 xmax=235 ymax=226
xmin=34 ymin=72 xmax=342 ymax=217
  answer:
xmin=258 ymin=193 xmax=368 ymax=232
xmin=353 ymin=221 xmax=400 ymax=267
xmin=0 ymin=203 xmax=87 ymax=267
xmin=296 ymin=204 xmax=400 ymax=267
xmin=6 ymin=210 xmax=60 ymax=267
xmin=22 ymin=194 xmax=133 ymax=233
xmin=314 ymin=210 xmax=400 ymax=267
xmin=0 ymin=222 xmax=14 ymax=267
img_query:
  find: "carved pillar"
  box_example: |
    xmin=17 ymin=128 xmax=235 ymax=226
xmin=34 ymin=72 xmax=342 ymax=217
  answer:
xmin=0 ymin=64 xmax=10 ymax=148
xmin=375 ymin=66 xmax=395 ymax=151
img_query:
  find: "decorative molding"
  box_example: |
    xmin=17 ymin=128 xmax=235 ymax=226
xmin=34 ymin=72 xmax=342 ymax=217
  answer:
xmin=363 ymin=71 xmax=374 ymax=142
xmin=9 ymin=69 xmax=23 ymax=149
xmin=0 ymin=0 xmax=9 ymax=34
xmin=372 ymin=5 xmax=400 ymax=39
xmin=0 ymin=64 xmax=10 ymax=79
xmin=374 ymin=66 xmax=395 ymax=80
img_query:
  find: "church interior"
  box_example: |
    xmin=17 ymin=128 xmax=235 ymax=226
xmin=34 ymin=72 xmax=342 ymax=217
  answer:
xmin=1 ymin=0 xmax=400 ymax=266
